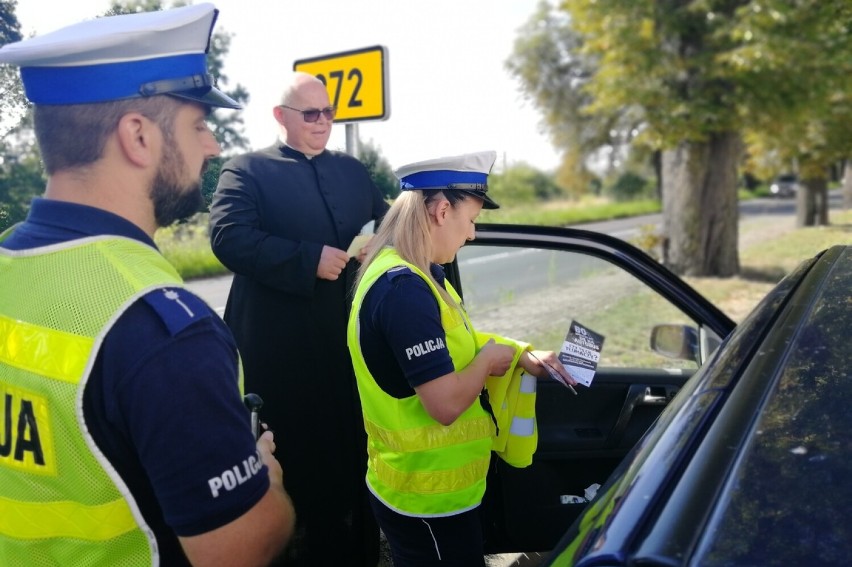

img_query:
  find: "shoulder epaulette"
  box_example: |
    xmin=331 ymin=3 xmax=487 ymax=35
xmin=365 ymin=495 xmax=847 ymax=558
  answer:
xmin=142 ymin=287 xmax=213 ymax=336
xmin=385 ymin=265 xmax=415 ymax=282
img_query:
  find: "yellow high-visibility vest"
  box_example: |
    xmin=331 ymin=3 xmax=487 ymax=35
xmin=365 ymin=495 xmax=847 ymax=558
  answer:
xmin=0 ymin=235 xmax=184 ymax=566
xmin=348 ymin=248 xmax=537 ymax=517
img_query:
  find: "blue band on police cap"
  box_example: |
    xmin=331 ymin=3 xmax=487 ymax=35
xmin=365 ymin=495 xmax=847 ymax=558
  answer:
xmin=400 ymin=170 xmax=488 ymax=190
xmin=20 ymin=53 xmax=207 ymax=105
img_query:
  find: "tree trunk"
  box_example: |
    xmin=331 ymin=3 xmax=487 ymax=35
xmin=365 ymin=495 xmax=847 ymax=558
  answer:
xmin=796 ymin=176 xmax=829 ymax=227
xmin=661 ymin=131 xmax=741 ymax=277
xmin=652 ymin=150 xmax=662 ymax=201
xmin=843 ymin=159 xmax=852 ymax=211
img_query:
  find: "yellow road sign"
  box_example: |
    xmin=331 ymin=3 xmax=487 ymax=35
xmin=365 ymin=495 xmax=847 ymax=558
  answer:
xmin=294 ymin=45 xmax=390 ymax=122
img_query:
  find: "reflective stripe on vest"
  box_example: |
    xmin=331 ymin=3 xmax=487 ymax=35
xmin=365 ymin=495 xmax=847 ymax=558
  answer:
xmin=509 ymin=372 xmax=537 ymax=437
xmin=0 ymin=314 xmax=93 ymax=383
xmin=0 ymin=495 xmax=136 ymax=540
xmin=368 ymin=445 xmax=491 ymax=496
xmin=363 ymin=413 xmax=495 ymax=453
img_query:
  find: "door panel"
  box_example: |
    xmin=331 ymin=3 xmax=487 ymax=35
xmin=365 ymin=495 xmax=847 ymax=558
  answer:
xmin=446 ymin=229 xmax=729 ymax=554
xmin=482 ymin=371 xmax=690 ymax=553
xmin=535 ymin=371 xmax=686 ymax=456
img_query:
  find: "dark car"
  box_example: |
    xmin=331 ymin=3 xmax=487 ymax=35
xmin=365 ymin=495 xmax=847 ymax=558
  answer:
xmin=542 ymin=244 xmax=852 ymax=566
xmin=769 ymin=174 xmax=800 ymax=198
xmin=442 ymin=225 xmax=851 ymax=565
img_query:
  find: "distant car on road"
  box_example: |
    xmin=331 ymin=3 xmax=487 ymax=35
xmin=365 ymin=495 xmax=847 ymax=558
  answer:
xmin=769 ymin=173 xmax=799 ymax=198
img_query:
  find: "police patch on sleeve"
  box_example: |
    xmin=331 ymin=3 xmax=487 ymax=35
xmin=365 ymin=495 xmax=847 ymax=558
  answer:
xmin=142 ymin=287 xmax=212 ymax=336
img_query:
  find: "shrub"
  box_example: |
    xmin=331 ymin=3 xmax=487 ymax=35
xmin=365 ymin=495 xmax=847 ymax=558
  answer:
xmin=605 ymin=171 xmax=652 ymax=202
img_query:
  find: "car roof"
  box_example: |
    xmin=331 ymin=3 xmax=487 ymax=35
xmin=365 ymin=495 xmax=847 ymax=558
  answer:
xmin=556 ymin=245 xmax=852 ymax=566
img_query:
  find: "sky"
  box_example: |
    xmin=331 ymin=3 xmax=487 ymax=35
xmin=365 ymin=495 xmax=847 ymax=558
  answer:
xmin=12 ymin=0 xmax=562 ymax=173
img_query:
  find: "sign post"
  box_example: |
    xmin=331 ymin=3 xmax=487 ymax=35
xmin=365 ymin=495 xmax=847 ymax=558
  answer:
xmin=294 ymin=45 xmax=390 ymax=158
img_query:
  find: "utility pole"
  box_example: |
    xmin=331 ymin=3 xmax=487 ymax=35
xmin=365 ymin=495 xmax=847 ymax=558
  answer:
xmin=346 ymin=123 xmax=360 ymax=159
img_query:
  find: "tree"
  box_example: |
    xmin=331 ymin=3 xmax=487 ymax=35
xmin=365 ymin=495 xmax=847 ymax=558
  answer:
xmin=358 ymin=139 xmax=398 ymax=200
xmin=0 ymin=0 xmax=42 ymax=232
xmin=0 ymin=137 xmax=42 ymax=232
xmin=723 ymin=0 xmax=852 ymax=227
xmin=511 ymin=1 xmax=852 ymax=276
xmin=506 ymin=1 xmax=644 ymax=197
xmin=0 ymin=0 xmax=25 ymax=134
xmin=561 ymin=0 xmax=750 ymax=277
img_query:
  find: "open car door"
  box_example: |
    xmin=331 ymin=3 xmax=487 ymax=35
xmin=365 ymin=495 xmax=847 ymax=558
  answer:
xmin=442 ymin=224 xmax=735 ymax=554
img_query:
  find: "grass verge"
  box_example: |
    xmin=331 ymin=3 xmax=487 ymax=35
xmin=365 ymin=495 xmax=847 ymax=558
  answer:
xmin=686 ymin=209 xmax=851 ymax=322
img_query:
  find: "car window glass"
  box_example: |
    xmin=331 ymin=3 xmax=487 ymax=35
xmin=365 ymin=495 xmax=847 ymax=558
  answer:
xmin=694 ymin=250 xmax=852 ymax=566
xmin=455 ymin=244 xmax=700 ymax=370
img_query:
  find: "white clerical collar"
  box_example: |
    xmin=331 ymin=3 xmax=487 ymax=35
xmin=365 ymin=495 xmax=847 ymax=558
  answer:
xmin=280 ymin=138 xmax=320 ymax=159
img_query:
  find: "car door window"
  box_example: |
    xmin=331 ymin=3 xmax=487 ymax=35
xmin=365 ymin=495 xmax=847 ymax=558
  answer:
xmin=456 ymin=244 xmax=699 ymax=370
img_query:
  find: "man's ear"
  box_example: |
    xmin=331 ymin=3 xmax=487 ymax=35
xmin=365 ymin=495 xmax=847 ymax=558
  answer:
xmin=115 ymin=112 xmax=159 ymax=168
xmin=272 ymin=105 xmax=286 ymax=126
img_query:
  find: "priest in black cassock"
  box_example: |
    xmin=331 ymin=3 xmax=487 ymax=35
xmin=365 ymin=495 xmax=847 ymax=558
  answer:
xmin=209 ymin=71 xmax=389 ymax=567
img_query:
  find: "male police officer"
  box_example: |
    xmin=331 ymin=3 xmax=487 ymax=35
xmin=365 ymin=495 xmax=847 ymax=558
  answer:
xmin=0 ymin=4 xmax=294 ymax=565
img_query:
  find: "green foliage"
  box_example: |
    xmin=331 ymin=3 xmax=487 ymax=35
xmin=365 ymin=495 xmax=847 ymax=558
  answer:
xmin=358 ymin=139 xmax=398 ymax=200
xmin=201 ymin=157 xmax=223 ymax=208
xmin=0 ymin=125 xmax=43 ymax=231
xmin=0 ymin=149 xmax=44 ymax=231
xmin=478 ymin=197 xmax=660 ymax=226
xmin=1 ymin=0 xmax=41 ymax=228
xmin=506 ymin=2 xmax=634 ymax=194
xmin=154 ymin=214 xmax=226 ymax=280
xmin=604 ymin=171 xmax=653 ymax=202
xmin=561 ymin=0 xmax=747 ymax=147
xmin=206 ymin=29 xmax=250 ymax=155
xmin=1 ymin=0 xmax=26 ymax=134
xmin=727 ymin=0 xmax=852 ymax=181
xmin=0 ymin=0 xmax=21 ymax=44
xmin=629 ymin=224 xmax=665 ymax=260
xmin=488 ymin=163 xmax=564 ymax=205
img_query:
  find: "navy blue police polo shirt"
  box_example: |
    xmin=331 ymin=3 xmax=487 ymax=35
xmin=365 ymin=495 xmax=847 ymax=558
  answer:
xmin=358 ymin=262 xmax=457 ymax=398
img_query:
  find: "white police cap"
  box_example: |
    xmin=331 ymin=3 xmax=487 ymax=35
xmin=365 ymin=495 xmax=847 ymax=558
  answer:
xmin=0 ymin=3 xmax=239 ymax=109
xmin=394 ymin=150 xmax=500 ymax=209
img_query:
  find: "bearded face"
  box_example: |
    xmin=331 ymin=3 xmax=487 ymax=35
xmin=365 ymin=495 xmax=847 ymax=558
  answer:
xmin=150 ymin=131 xmax=205 ymax=228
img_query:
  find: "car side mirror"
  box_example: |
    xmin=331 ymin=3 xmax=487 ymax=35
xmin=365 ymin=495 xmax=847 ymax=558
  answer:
xmin=651 ymin=324 xmax=699 ymax=363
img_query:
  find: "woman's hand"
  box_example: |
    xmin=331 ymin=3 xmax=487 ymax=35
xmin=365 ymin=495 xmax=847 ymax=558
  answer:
xmin=480 ymin=338 xmax=516 ymax=377
xmin=521 ymin=350 xmax=578 ymax=386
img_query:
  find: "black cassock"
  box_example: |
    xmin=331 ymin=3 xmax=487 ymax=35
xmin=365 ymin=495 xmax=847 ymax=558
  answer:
xmin=210 ymin=143 xmax=389 ymax=566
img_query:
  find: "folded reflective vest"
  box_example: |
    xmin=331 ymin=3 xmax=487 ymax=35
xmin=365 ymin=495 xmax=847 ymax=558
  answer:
xmin=478 ymin=333 xmax=538 ymax=468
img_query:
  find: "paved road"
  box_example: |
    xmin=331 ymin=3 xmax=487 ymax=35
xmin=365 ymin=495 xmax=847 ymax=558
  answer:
xmin=187 ymin=194 xmax=841 ymax=312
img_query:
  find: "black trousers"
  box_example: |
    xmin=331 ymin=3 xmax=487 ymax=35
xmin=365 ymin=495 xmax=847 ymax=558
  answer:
xmin=369 ymin=492 xmax=487 ymax=567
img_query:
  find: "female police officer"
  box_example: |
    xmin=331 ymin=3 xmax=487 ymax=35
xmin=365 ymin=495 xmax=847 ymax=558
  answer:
xmin=347 ymin=151 xmax=576 ymax=566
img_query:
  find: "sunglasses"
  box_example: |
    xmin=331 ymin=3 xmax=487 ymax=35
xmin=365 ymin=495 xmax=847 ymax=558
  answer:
xmin=280 ymin=104 xmax=336 ymax=123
